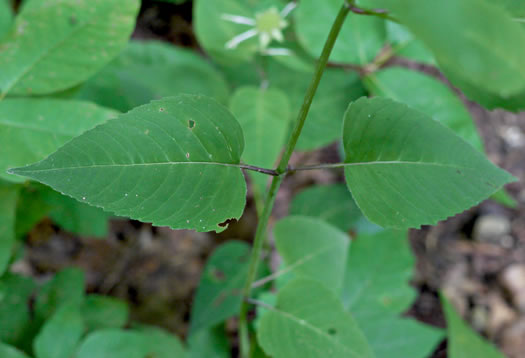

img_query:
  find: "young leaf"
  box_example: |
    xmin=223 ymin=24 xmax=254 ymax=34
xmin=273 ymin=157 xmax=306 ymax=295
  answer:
xmin=10 ymin=95 xmax=248 ymax=233
xmin=342 ymin=97 xmax=515 ymax=229
xmin=230 ymin=86 xmax=291 ymax=194
xmin=442 ymin=297 xmax=506 ymax=358
xmin=76 ymin=41 xmax=230 ymax=112
xmin=295 ymin=0 xmax=386 ymax=64
xmin=35 ymin=268 xmax=85 ymax=321
xmin=342 ymin=230 xmax=443 ymax=358
xmin=33 ymin=303 xmax=84 ymax=358
xmin=289 ymin=184 xmax=361 ymax=232
xmin=257 ymin=279 xmax=375 ymax=358
xmin=0 ymin=182 xmax=19 ymax=275
xmin=273 ymin=216 xmax=349 ymax=294
xmin=190 ymin=241 xmax=254 ymax=336
xmin=0 ymin=0 xmax=140 ymax=96
xmin=0 ymin=274 xmax=36 ymax=346
xmin=81 ymin=295 xmax=129 ymax=332
xmin=0 ymin=343 xmax=31 ymax=358
xmin=266 ymin=61 xmax=366 ymax=151
xmin=0 ymin=0 xmax=13 ymax=39
xmin=385 ymin=0 xmax=525 ymax=106
xmin=364 ymin=68 xmax=483 ymax=150
xmin=0 ymin=99 xmax=117 ymax=183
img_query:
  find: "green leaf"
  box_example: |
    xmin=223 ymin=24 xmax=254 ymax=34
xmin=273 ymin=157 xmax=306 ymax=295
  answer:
xmin=0 ymin=274 xmax=36 ymax=346
xmin=188 ymin=326 xmax=230 ymax=358
xmin=0 ymin=98 xmax=117 ymax=183
xmin=0 ymin=343 xmax=31 ymax=358
xmin=273 ymin=216 xmax=349 ymax=294
xmin=289 ymin=184 xmax=361 ymax=232
xmin=386 ymin=0 xmax=525 ymax=104
xmin=364 ymin=67 xmax=483 ymax=150
xmin=189 ymin=241 xmax=252 ymax=336
xmin=386 ymin=21 xmax=435 ymax=65
xmin=132 ymin=325 xmax=186 ymax=358
xmin=295 ymin=0 xmax=386 ymax=64
xmin=0 ymin=0 xmax=13 ymax=39
xmin=497 ymin=0 xmax=525 ymax=23
xmin=82 ymin=295 xmax=129 ymax=332
xmin=15 ymin=183 xmax=53 ymax=238
xmin=35 ymin=268 xmax=85 ymax=321
xmin=230 ymin=86 xmax=291 ymax=193
xmin=342 ymin=97 xmax=515 ymax=229
xmin=34 ymin=303 xmax=84 ymax=358
xmin=42 ymin=189 xmax=112 ymax=238
xmin=0 ymin=182 xmax=19 ymax=275
xmin=76 ymin=330 xmax=150 ymax=358
xmin=342 ymin=230 xmax=442 ymax=358
xmin=266 ymin=61 xmax=366 ymax=151
xmin=443 ymin=296 xmax=506 ymax=358
xmin=0 ymin=0 xmax=140 ymax=96
xmin=364 ymin=68 xmax=516 ymax=208
xmin=257 ymin=279 xmax=375 ymax=358
xmin=10 ymin=95 xmax=247 ymax=233
xmin=76 ymin=41 xmax=230 ymax=112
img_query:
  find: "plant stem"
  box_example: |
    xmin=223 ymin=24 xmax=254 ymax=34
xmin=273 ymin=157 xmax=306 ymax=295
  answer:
xmin=238 ymin=3 xmax=352 ymax=357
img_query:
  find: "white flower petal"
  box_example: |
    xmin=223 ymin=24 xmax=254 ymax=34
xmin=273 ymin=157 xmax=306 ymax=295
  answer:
xmin=225 ymin=29 xmax=258 ymax=49
xmin=271 ymin=29 xmax=284 ymax=42
xmin=262 ymin=48 xmax=294 ymax=56
xmin=280 ymin=2 xmax=297 ymax=18
xmin=221 ymin=14 xmax=256 ymax=26
xmin=259 ymin=32 xmax=271 ymax=49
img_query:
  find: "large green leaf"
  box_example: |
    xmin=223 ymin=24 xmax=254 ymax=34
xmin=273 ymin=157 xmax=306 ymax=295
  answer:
xmin=0 ymin=343 xmax=30 ymax=358
xmin=189 ymin=241 xmax=253 ymax=336
xmin=81 ymin=295 xmax=129 ymax=332
xmin=0 ymin=274 xmax=36 ymax=346
xmin=364 ymin=68 xmax=483 ymax=150
xmin=342 ymin=97 xmax=514 ymax=229
xmin=11 ymin=95 xmax=248 ymax=233
xmin=0 ymin=182 xmax=19 ymax=275
xmin=0 ymin=99 xmax=117 ymax=183
xmin=76 ymin=41 xmax=230 ymax=112
xmin=289 ymin=184 xmax=361 ymax=232
xmin=273 ymin=216 xmax=349 ymax=294
xmin=0 ymin=0 xmax=140 ymax=96
xmin=342 ymin=230 xmax=442 ymax=358
xmin=230 ymin=86 xmax=290 ymax=193
xmin=0 ymin=0 xmax=13 ymax=39
xmin=34 ymin=303 xmax=84 ymax=358
xmin=443 ymin=297 xmax=506 ymax=358
xmin=295 ymin=0 xmax=386 ymax=64
xmin=364 ymin=68 xmax=516 ymax=208
xmin=384 ymin=0 xmax=525 ymax=106
xmin=266 ymin=61 xmax=366 ymax=151
xmin=258 ymin=279 xmax=374 ymax=358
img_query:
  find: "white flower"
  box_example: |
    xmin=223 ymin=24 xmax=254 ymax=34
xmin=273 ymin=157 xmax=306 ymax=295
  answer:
xmin=221 ymin=2 xmax=297 ymax=53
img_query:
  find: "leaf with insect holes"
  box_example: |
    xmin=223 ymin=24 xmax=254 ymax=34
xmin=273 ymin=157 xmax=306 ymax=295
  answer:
xmin=342 ymin=97 xmax=515 ymax=229
xmin=257 ymin=279 xmax=375 ymax=358
xmin=10 ymin=95 xmax=248 ymax=233
xmin=0 ymin=0 xmax=140 ymax=96
xmin=443 ymin=297 xmax=506 ymax=358
xmin=190 ymin=241 xmax=267 ymax=336
xmin=0 ymin=99 xmax=117 ymax=183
